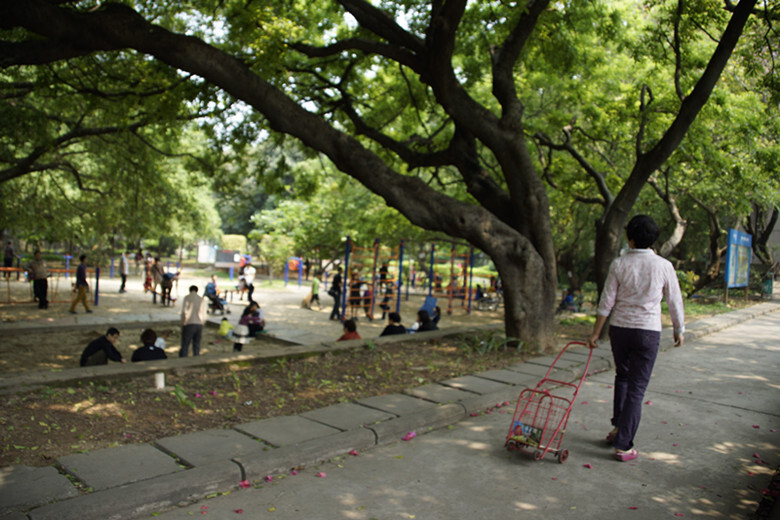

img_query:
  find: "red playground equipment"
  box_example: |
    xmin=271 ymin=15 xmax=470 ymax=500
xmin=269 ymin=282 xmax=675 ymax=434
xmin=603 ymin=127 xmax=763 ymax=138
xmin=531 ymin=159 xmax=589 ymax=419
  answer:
xmin=504 ymin=341 xmax=593 ymax=463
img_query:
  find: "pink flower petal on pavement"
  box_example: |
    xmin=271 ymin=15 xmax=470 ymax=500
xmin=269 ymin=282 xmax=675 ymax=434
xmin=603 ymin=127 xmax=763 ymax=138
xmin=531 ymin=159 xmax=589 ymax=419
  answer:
xmin=753 ymin=453 xmax=761 ymax=459
xmin=316 ymin=472 xmax=327 ymax=478
xmin=195 ymin=393 xmax=202 ymax=398
xmin=503 ymin=401 xmax=510 ymax=406
xmin=265 ymin=475 xmax=273 ymax=482
xmin=675 ymin=514 xmax=684 ymax=517
xmin=349 ymin=449 xmax=359 ymax=456
xmin=629 ymin=506 xmax=638 ymax=510
xmin=583 ymin=463 xmax=593 ymax=469
xmin=290 ymin=469 xmax=298 ymax=476
xmin=581 ymin=401 xmax=589 ymax=405
xmin=234 ymin=509 xmax=243 ymax=514
xmin=470 ymin=412 xmax=478 ymax=417
xmin=753 ymin=425 xmax=760 ymax=429
xmin=210 ymin=390 xmax=218 ymax=396
xmin=239 ymin=480 xmax=251 ymax=488
xmin=673 ymin=443 xmax=679 ymax=447
xmin=644 ymin=400 xmax=653 ymax=405
xmin=402 ymin=431 xmax=417 ymax=441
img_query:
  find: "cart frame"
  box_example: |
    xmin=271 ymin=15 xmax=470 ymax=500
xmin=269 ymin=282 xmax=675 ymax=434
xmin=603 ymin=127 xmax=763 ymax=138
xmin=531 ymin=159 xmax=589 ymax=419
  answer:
xmin=504 ymin=341 xmax=593 ymax=463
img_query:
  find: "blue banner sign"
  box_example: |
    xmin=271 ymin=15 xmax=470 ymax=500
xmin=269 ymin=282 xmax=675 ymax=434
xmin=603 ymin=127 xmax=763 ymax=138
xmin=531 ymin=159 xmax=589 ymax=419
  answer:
xmin=725 ymin=229 xmax=752 ymax=289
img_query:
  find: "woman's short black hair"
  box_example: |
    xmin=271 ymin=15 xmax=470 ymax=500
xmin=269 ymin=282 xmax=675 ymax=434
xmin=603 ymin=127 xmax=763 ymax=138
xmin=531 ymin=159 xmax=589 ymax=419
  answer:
xmin=388 ymin=312 xmax=401 ymax=323
xmin=344 ymin=319 xmax=357 ymax=333
xmin=141 ymin=328 xmax=157 ymax=345
xmin=626 ymin=214 xmax=659 ymax=249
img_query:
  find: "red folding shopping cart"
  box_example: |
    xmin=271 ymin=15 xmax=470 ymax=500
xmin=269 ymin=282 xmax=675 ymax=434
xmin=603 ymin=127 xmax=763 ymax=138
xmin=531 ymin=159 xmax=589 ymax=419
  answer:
xmin=504 ymin=341 xmax=593 ymax=463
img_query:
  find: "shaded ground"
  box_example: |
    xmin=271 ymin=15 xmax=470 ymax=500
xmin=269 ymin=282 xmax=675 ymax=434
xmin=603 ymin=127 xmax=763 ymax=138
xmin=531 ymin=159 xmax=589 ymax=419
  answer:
xmin=0 ymin=272 xmax=746 ymax=470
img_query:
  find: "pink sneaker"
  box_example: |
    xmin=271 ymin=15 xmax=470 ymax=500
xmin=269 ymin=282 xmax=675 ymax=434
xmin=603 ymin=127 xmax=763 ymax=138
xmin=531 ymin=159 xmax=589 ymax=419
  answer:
xmin=615 ymin=448 xmax=638 ymax=462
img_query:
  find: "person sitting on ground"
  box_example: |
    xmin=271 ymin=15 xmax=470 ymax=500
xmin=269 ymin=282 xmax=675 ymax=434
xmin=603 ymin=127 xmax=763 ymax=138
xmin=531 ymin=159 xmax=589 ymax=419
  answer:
xmin=432 ymin=306 xmax=442 ymax=327
xmin=557 ymin=287 xmax=576 ymax=313
xmin=218 ymin=317 xmax=235 ymax=339
xmin=337 ymin=318 xmax=361 ymax=342
xmin=379 ymin=312 xmax=407 ymax=337
xmin=410 ymin=309 xmax=437 ymax=332
xmin=154 ymin=329 xmax=170 ymax=350
xmin=132 ymin=328 xmax=168 ymax=362
xmin=240 ymin=301 xmax=266 ymax=336
xmin=80 ymin=327 xmax=126 ymax=366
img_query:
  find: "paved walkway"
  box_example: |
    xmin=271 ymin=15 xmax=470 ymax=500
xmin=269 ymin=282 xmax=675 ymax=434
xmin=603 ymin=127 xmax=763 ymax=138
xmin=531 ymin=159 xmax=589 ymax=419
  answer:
xmin=0 ymin=277 xmax=778 ymax=519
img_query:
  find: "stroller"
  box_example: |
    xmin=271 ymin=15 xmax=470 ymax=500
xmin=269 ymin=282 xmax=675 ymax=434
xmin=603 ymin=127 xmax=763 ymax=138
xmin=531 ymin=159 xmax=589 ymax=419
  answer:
xmin=205 ymin=282 xmax=229 ymax=315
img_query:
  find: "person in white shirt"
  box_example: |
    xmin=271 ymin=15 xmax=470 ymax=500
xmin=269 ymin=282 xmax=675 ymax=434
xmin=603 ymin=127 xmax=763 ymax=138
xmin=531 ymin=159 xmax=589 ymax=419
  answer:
xmin=180 ymin=285 xmax=208 ymax=357
xmin=244 ymin=261 xmax=256 ymax=303
xmin=588 ymin=214 xmax=685 ymax=463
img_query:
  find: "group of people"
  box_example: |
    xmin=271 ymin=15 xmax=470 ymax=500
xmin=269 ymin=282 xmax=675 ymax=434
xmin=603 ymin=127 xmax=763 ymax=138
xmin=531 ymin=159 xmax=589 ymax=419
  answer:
xmin=79 ymin=326 xmax=168 ymax=366
xmin=336 ymin=307 xmax=440 ymax=342
xmin=22 ymin=251 xmax=93 ymax=314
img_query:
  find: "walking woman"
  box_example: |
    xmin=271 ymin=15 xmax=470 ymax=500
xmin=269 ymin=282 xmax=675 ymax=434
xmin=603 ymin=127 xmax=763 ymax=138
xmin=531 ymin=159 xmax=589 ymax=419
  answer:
xmin=588 ymin=215 xmax=685 ymax=462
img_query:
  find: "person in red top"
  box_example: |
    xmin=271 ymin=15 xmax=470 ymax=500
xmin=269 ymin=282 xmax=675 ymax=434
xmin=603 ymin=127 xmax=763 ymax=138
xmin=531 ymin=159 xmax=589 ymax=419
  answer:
xmin=337 ymin=319 xmax=361 ymax=342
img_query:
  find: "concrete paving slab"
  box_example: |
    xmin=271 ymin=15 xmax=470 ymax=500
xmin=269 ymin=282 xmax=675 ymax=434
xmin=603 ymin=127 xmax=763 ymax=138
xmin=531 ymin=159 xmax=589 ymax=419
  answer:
xmin=300 ymin=402 xmax=395 ymax=431
xmin=366 ymin=404 xmax=465 ymax=444
xmin=356 ymin=393 xmax=438 ymax=415
xmin=154 ymin=429 xmax=267 ymax=467
xmin=504 ymin=361 xmax=551 ymax=378
xmin=0 ymin=465 xmax=77 ymax=515
xmin=473 ymin=368 xmax=539 ymax=387
xmin=57 ymin=443 xmax=182 ymax=491
xmin=27 ymin=460 xmax=239 ymax=520
xmin=234 ymin=428 xmax=377 ymax=482
xmin=404 ymin=382 xmax=473 ymax=403
xmin=438 ymin=374 xmax=511 ymax=395
xmin=234 ymin=415 xmax=341 ymax=447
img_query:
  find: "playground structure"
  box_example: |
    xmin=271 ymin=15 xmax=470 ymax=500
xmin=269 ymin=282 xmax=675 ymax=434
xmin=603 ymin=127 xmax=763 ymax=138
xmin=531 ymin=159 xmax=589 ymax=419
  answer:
xmin=423 ymin=244 xmax=475 ymax=316
xmin=332 ymin=239 xmax=484 ymax=321
xmin=1 ymin=256 xmax=181 ymax=307
xmin=338 ymin=238 xmax=404 ymax=321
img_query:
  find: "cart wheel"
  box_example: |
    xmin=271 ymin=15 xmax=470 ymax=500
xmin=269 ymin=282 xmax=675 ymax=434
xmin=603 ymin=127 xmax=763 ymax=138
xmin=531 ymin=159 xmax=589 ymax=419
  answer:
xmin=534 ymin=450 xmax=543 ymax=461
xmin=558 ymin=449 xmax=569 ymax=464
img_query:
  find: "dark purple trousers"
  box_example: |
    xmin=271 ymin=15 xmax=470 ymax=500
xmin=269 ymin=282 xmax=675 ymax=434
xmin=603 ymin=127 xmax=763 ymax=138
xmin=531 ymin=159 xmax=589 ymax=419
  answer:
xmin=609 ymin=326 xmax=661 ymax=451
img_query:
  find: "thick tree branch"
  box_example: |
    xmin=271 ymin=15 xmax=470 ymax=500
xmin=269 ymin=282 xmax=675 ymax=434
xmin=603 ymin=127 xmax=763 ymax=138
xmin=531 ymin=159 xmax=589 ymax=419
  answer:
xmin=337 ymin=0 xmax=425 ymax=54
xmin=534 ymin=130 xmax=614 ymax=206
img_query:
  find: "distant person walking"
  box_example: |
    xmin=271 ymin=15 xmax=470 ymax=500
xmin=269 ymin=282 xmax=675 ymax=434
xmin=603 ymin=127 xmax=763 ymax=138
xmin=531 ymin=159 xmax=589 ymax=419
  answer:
xmin=180 ymin=285 xmax=208 ymax=357
xmin=150 ymin=257 xmax=165 ymax=303
xmin=25 ymin=250 xmax=49 ymax=309
xmin=69 ymin=254 xmax=91 ymax=314
xmin=329 ymin=267 xmax=343 ymax=321
xmin=588 ymin=214 xmax=685 ymax=463
xmin=119 ymin=251 xmax=129 ymax=293
xmin=244 ymin=261 xmax=256 ymax=303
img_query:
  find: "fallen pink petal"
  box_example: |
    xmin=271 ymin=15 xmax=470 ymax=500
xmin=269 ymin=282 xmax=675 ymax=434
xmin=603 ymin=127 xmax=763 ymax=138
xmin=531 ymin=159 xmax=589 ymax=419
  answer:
xmin=753 ymin=425 xmax=760 ymax=429
xmin=674 ymin=514 xmax=684 ymax=517
xmin=502 ymin=401 xmax=510 ymax=406
xmin=629 ymin=506 xmax=638 ymax=510
xmin=583 ymin=463 xmax=593 ymax=469
xmin=239 ymin=480 xmax=251 ymax=489
xmin=470 ymin=412 xmax=478 ymax=417
xmin=753 ymin=453 xmax=761 ymax=459
xmin=644 ymin=400 xmax=653 ymax=405
xmin=234 ymin=509 xmax=243 ymax=514
xmin=349 ymin=449 xmax=359 ymax=456
xmin=210 ymin=390 xmax=218 ymax=396
xmin=673 ymin=443 xmax=679 ymax=447
xmin=265 ymin=475 xmax=273 ymax=482
xmin=195 ymin=393 xmax=202 ymax=398
xmin=316 ymin=472 xmax=327 ymax=478
xmin=290 ymin=469 xmax=298 ymax=476
xmin=581 ymin=401 xmax=589 ymax=405
xmin=402 ymin=431 xmax=417 ymax=441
